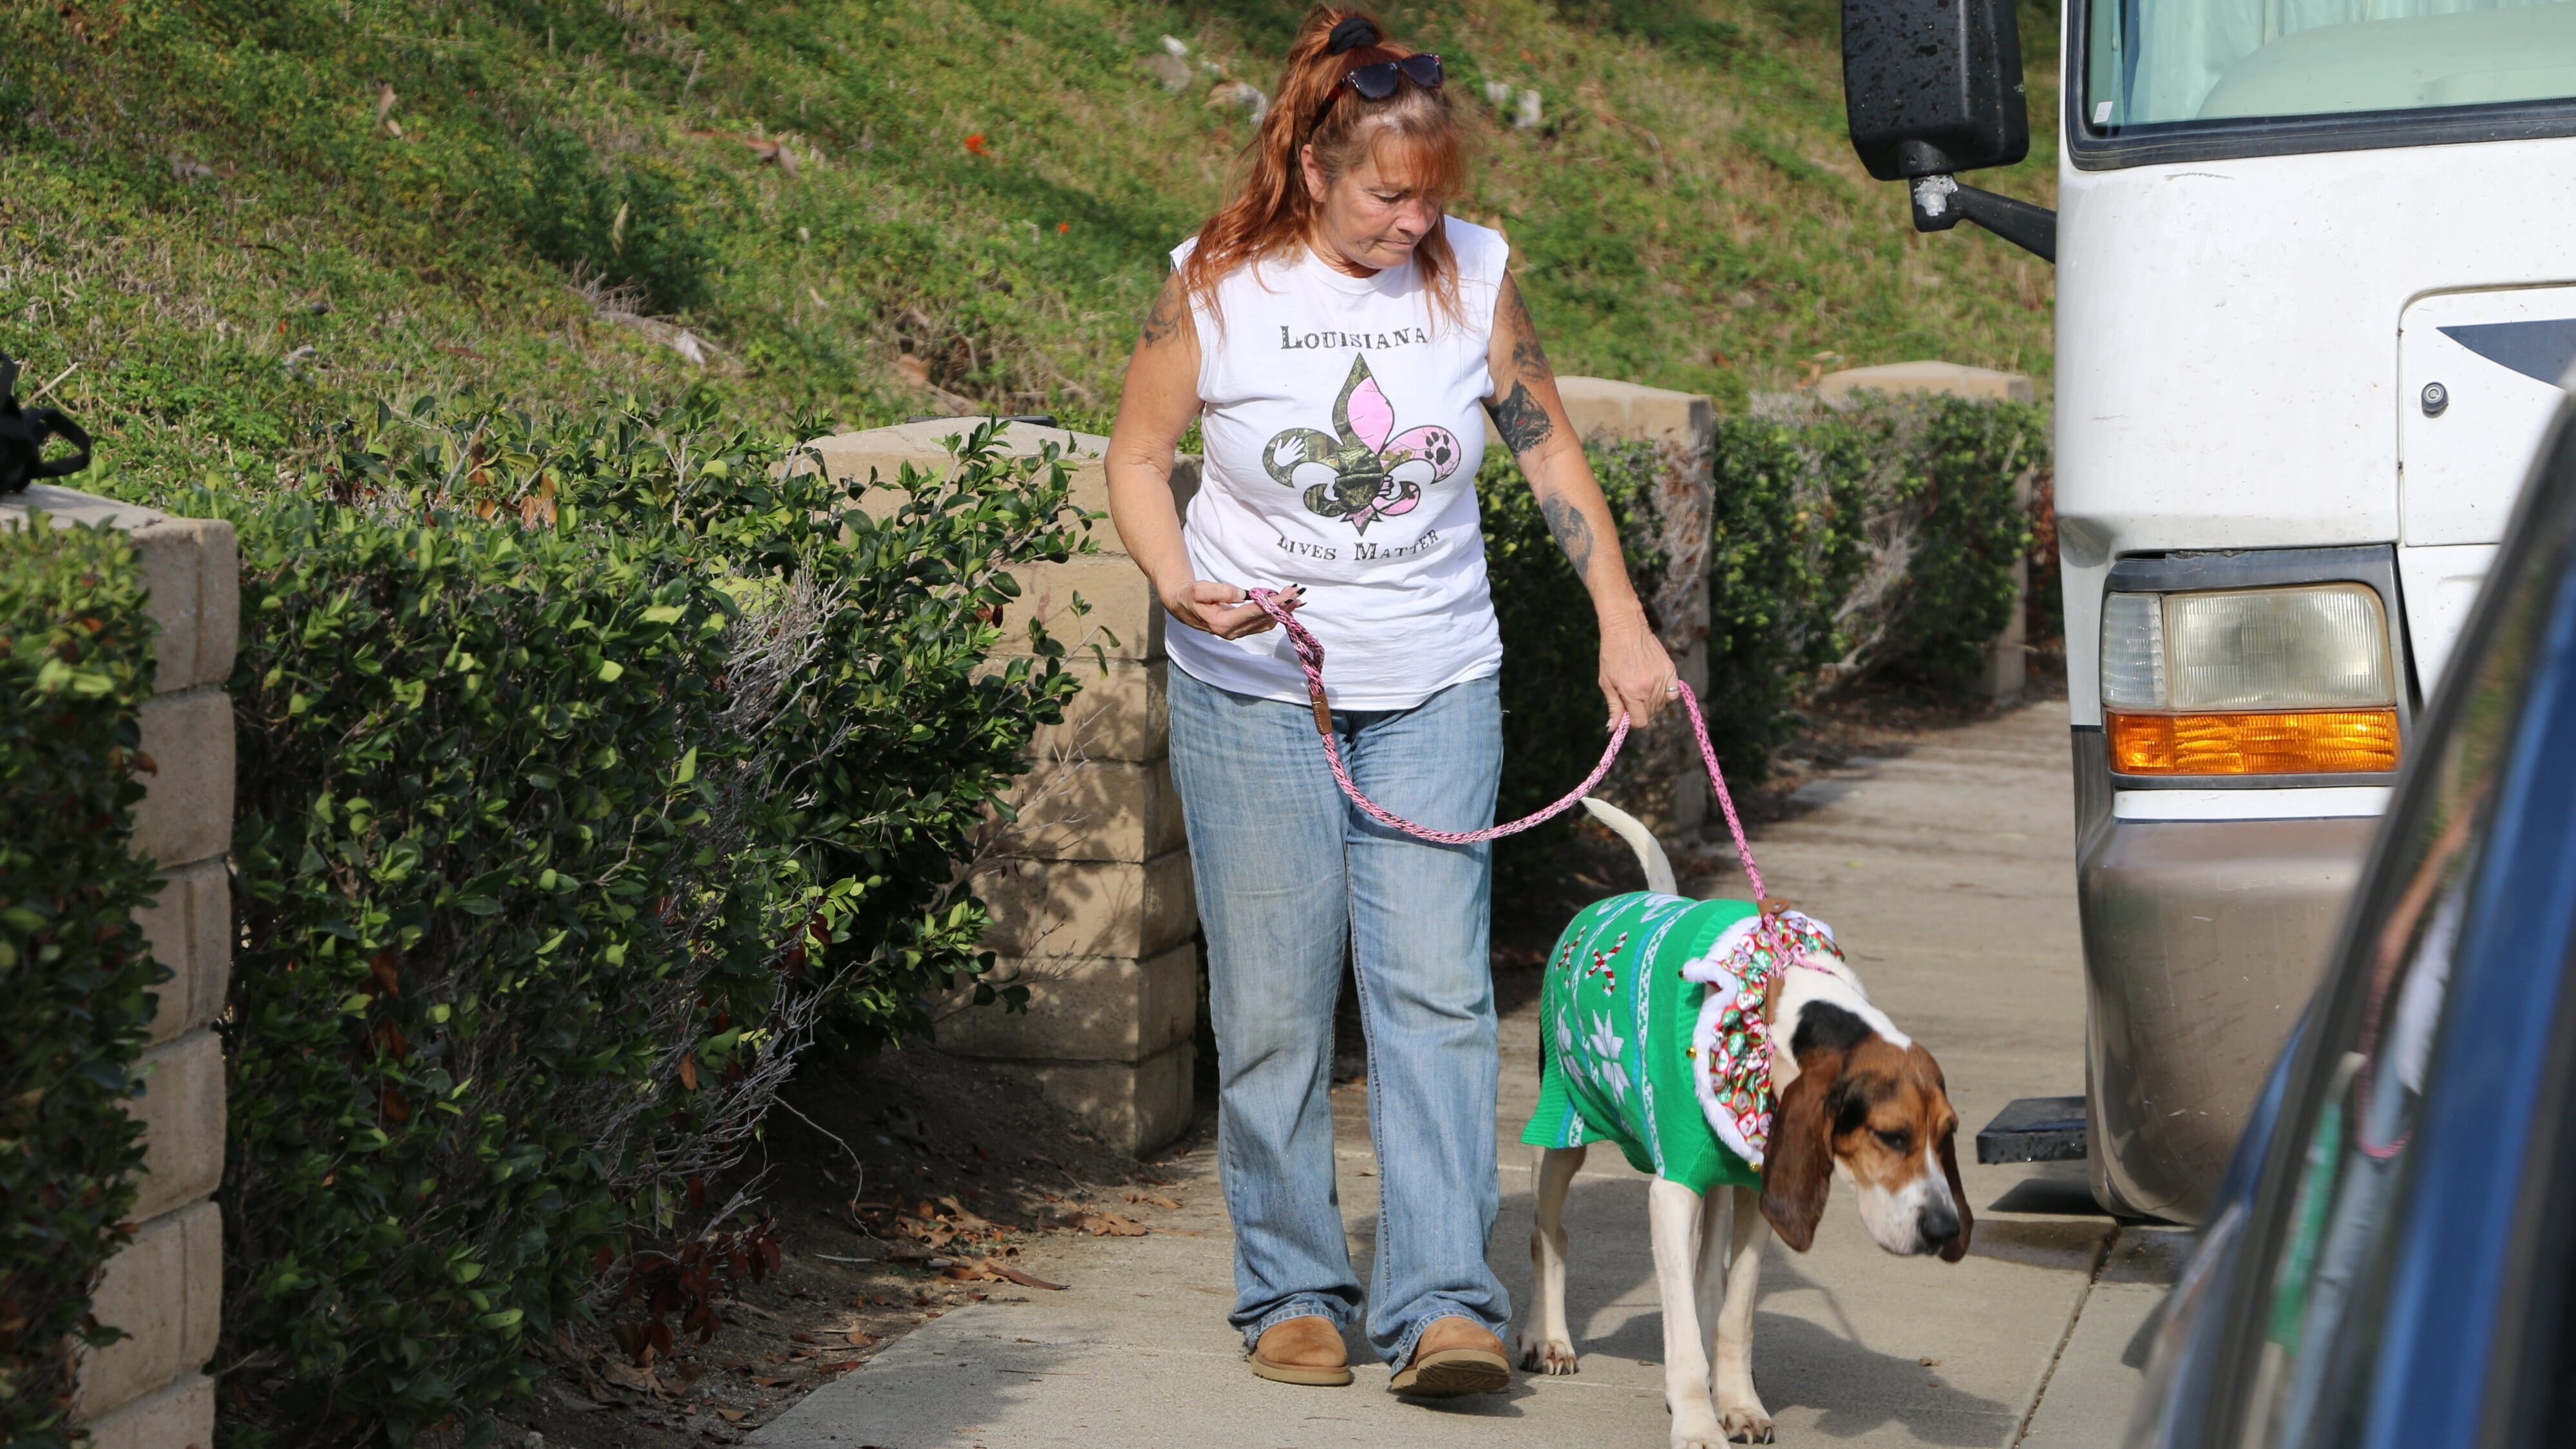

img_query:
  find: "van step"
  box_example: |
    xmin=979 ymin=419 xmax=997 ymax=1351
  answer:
xmin=1975 ymin=1095 xmax=2087 ymax=1164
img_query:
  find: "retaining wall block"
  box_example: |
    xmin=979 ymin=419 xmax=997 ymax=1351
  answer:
xmin=72 ymin=1202 xmax=221 ymax=1426
xmin=1024 ymin=1042 xmax=1197 ymax=1157
xmin=75 ymin=1373 xmax=214 ymax=1449
xmin=994 ymin=756 xmax=1186 ymax=864
xmin=131 ymin=688 xmax=234 ymax=869
xmin=126 ymin=1029 xmax=226 ymax=1223
xmin=1020 ymin=657 xmax=1168 ymax=765
xmin=133 ymin=858 xmax=232 ymax=1046
xmin=939 ymin=940 xmax=1198 ymax=1063
xmin=992 ymin=551 xmax=1166 ymax=663
xmin=976 ymin=848 xmax=1195 ymax=960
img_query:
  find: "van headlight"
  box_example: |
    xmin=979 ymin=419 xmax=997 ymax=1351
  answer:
xmin=2101 ymin=583 xmax=2399 ymax=776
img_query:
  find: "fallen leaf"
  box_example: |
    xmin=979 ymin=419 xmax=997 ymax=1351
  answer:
xmin=817 ymin=1359 xmax=864 ymax=1372
xmin=938 ymin=1258 xmax=1067 ymax=1291
xmin=716 ymin=1408 xmax=748 ymax=1423
xmin=1071 ymin=1211 xmax=1148 ymax=1237
xmin=1126 ymin=1191 xmax=1181 ymax=1210
xmin=600 ymin=1360 xmax=661 ymax=1394
xmin=752 ymin=1375 xmax=794 ymax=1387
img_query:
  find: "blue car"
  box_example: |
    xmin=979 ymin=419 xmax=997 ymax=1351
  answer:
xmin=2126 ymin=405 xmax=2576 ymax=1449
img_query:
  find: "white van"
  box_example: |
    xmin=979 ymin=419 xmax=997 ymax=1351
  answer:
xmin=1839 ymin=0 xmax=2576 ymax=1220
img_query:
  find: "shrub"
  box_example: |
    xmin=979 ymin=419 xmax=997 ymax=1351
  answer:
xmin=1479 ymin=393 xmax=2045 ymax=848
xmin=1477 ymin=439 xmax=1681 ymax=858
xmin=171 ymin=399 xmax=1086 ymax=1444
xmin=0 ymin=519 xmax=163 ymax=1449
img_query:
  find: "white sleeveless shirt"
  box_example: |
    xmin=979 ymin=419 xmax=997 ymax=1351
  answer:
xmin=1168 ymin=218 xmax=1508 ymax=710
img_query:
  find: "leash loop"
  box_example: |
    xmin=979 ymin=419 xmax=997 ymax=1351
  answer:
xmin=1244 ymin=587 xmax=1772 ymax=905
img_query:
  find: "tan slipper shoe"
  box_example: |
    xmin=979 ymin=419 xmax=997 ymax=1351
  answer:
xmin=1388 ymin=1316 xmax=1512 ymax=1397
xmin=1251 ymin=1314 xmax=1353 ymax=1387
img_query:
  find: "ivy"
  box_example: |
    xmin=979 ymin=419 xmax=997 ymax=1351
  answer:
xmin=0 ymin=519 xmax=163 ymax=1449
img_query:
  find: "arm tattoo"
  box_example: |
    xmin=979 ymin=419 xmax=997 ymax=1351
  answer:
xmin=1498 ymin=276 xmax=1550 ymax=379
xmin=1139 ymin=274 xmax=1188 ymax=347
xmin=1487 ymin=381 xmax=1557 ymax=454
xmin=1540 ymin=493 xmax=1595 ymax=579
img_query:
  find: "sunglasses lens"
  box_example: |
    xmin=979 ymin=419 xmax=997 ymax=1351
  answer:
xmin=1347 ymin=61 xmax=1399 ymax=99
xmin=1399 ymin=53 xmax=1444 ymax=89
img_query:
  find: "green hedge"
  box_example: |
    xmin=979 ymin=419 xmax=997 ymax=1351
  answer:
xmin=1479 ymin=393 xmax=2045 ymax=841
xmin=160 ymin=399 xmax=1086 ymax=1444
xmin=0 ymin=519 xmax=164 ymax=1449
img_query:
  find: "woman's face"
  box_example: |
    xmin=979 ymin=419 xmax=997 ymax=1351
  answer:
xmin=1302 ymin=142 xmax=1442 ymax=275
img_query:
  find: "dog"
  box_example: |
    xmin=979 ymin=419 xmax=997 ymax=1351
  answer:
xmin=1515 ymin=799 xmax=1971 ymax=1446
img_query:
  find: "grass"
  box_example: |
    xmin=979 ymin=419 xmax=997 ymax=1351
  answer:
xmin=1 ymin=0 xmax=2057 ymax=495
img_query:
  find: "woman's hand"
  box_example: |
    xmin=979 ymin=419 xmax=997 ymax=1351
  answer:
xmin=1599 ymin=609 xmax=1678 ymax=731
xmin=1164 ymin=580 xmax=1303 ymax=639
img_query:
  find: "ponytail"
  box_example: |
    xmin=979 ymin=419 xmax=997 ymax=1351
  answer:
xmin=1180 ymin=5 xmax=1470 ymax=330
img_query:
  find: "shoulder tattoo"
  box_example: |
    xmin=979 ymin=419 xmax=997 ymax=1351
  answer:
xmin=1140 ymin=274 xmax=1189 ymax=347
xmin=1498 ymin=276 xmax=1550 ymax=379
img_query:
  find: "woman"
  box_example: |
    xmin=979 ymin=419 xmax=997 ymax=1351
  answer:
xmin=1104 ymin=5 xmax=1676 ymax=1397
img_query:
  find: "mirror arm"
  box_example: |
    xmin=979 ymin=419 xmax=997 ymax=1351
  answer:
xmin=1910 ymin=175 xmax=2056 ymax=264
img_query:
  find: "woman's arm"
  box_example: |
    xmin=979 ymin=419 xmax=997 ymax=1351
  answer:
xmin=1484 ymin=275 xmax=1677 ymax=726
xmin=1105 ymin=271 xmax=1301 ymax=640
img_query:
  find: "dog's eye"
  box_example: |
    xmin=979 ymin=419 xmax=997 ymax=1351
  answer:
xmin=1875 ymin=1128 xmax=1911 ymax=1152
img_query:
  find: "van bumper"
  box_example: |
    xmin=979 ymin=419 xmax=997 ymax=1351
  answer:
xmin=2076 ymin=810 xmax=2374 ymax=1222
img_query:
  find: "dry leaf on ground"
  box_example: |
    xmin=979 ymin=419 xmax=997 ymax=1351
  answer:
xmin=940 ymin=1257 xmax=1068 ymax=1291
xmin=1125 ymin=1191 xmax=1181 ymax=1209
xmin=1069 ymin=1211 xmax=1148 ymax=1236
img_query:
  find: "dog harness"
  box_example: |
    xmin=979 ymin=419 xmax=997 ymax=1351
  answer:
xmin=1522 ymin=893 xmax=1844 ymax=1191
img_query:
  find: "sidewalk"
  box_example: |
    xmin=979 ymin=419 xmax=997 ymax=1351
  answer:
xmin=756 ymin=701 xmax=2184 ymax=1448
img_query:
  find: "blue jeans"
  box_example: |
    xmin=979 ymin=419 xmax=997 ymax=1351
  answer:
xmin=1166 ymin=666 xmax=1508 ymax=1367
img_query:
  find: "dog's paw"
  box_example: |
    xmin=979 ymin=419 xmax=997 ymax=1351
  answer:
xmin=1671 ymin=1408 xmax=1730 ymax=1449
xmin=1515 ymin=1332 xmax=1578 ymax=1375
xmin=1718 ymin=1401 xmax=1776 ymax=1443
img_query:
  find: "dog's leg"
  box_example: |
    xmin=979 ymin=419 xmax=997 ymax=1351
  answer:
xmin=1649 ymin=1179 xmax=1726 ymax=1449
xmin=1712 ymin=1184 xmax=1774 ymax=1443
xmin=1694 ymin=1182 xmax=1731 ymax=1365
xmin=1518 ymin=1145 xmax=1584 ymax=1374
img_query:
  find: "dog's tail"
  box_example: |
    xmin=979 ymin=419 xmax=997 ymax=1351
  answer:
xmin=1579 ymin=797 xmax=1677 ymax=896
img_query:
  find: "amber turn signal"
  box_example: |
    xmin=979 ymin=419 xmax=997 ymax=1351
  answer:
xmin=2108 ymin=708 xmax=2399 ymax=776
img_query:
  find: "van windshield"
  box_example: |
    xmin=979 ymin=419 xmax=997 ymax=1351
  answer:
xmin=2087 ymin=0 xmax=2576 ymax=126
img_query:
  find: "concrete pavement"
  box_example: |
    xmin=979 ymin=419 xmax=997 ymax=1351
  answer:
xmin=758 ymin=701 xmax=2186 ymax=1448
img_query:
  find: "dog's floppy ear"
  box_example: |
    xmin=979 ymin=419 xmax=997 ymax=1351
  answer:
xmin=1936 ymin=1119 xmax=1974 ymax=1263
xmin=1760 ymin=1054 xmax=1841 ymax=1253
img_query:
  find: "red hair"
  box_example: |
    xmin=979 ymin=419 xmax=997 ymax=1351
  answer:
xmin=1180 ymin=6 xmax=1472 ymax=329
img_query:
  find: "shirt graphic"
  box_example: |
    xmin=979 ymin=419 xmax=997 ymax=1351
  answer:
xmin=1262 ymin=354 xmax=1467 ymax=535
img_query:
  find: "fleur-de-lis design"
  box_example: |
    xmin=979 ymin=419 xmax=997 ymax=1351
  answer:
xmin=1263 ymin=354 xmax=1464 ymax=534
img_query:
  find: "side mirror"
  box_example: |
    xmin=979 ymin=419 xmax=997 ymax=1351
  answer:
xmin=1841 ymin=0 xmax=2056 ymax=261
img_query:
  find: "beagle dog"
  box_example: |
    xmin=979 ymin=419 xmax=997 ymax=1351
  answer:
xmin=1517 ymin=800 xmax=1971 ymax=1446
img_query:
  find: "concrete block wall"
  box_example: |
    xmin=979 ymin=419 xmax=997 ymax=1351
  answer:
xmin=1553 ymin=377 xmax=1715 ymax=839
xmin=1816 ymin=362 xmax=2040 ymax=701
xmin=797 ymin=423 xmax=1198 ymax=1153
xmin=5 ymin=484 xmax=234 ymax=1449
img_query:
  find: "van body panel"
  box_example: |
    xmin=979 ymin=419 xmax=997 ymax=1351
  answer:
xmin=2077 ymin=812 xmax=2376 ymax=1220
xmin=2398 ymin=285 xmax=2576 ymax=545
xmin=2056 ymin=136 xmax=2576 ymax=729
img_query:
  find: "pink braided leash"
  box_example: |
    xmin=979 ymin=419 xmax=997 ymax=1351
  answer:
xmin=1246 ymin=587 xmax=1773 ymax=905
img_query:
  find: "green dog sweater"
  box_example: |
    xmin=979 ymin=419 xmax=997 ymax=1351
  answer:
xmin=1520 ymin=891 xmax=1765 ymax=1195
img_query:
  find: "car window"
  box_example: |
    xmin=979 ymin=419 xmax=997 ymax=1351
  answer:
xmin=2230 ymin=519 xmax=2562 ymax=1449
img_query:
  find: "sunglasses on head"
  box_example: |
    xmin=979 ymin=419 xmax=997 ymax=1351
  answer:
xmin=1342 ymin=52 xmax=1443 ymax=100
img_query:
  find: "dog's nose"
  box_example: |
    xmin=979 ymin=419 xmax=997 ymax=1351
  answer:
xmin=1918 ymin=1204 xmax=1961 ymax=1253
